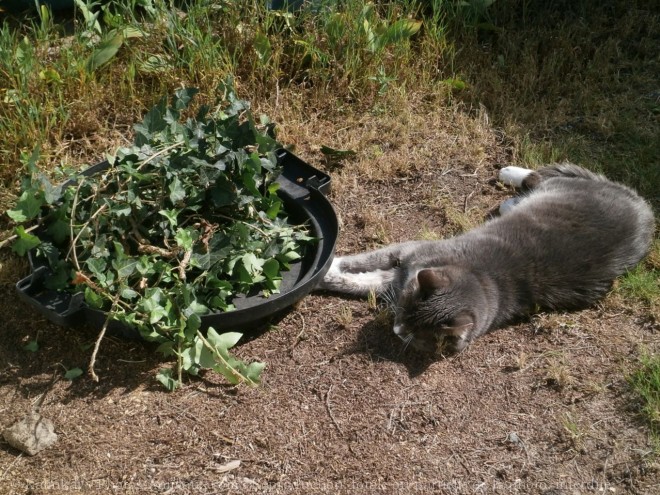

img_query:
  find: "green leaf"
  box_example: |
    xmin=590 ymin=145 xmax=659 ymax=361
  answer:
xmin=158 ymin=208 xmax=179 ymax=229
xmin=86 ymin=31 xmax=124 ymax=73
xmin=442 ymin=78 xmax=467 ymax=90
xmin=253 ymin=31 xmax=272 ymax=62
xmin=64 ymin=368 xmax=83 ymax=380
xmin=242 ymin=252 xmax=264 ymax=276
xmin=134 ymin=96 xmax=167 ymax=140
xmin=23 ymin=340 xmax=39 ymax=352
xmin=122 ymin=26 xmax=144 ymax=39
xmin=36 ymin=242 xmax=60 ymax=269
xmin=86 ymin=257 xmax=107 ymax=277
xmin=156 ymin=368 xmax=180 ymax=391
xmin=7 ymin=191 xmax=43 ymax=222
xmin=246 ymin=361 xmax=265 ymax=383
xmin=46 ymin=217 xmax=69 ymax=243
xmin=39 ymin=68 xmax=61 ymax=84
xmin=168 ymin=176 xmax=186 ymax=204
xmin=112 ymin=258 xmax=138 ymax=279
xmin=206 ymin=328 xmax=243 ymax=350
xmin=174 ymin=228 xmax=196 ymax=251
xmin=12 ymin=226 xmax=41 ymax=256
xmin=84 ymin=287 xmax=105 ymax=309
xmin=173 ymin=88 xmax=199 ymax=111
xmin=262 ymin=258 xmax=280 ymax=279
xmin=44 ymin=261 xmax=70 ymax=290
xmin=120 ymin=287 xmax=139 ymax=300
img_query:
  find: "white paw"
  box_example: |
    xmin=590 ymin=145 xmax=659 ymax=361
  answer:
xmin=499 ymin=166 xmax=533 ymax=188
xmin=325 ymin=257 xmax=342 ymax=277
xmin=499 ymin=197 xmax=521 ymax=215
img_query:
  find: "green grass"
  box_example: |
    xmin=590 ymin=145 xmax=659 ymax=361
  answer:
xmin=628 ymin=353 xmax=660 ymax=444
xmin=617 ymin=240 xmax=660 ymax=318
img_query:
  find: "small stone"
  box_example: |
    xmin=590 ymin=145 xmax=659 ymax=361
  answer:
xmin=3 ymin=412 xmax=58 ymax=456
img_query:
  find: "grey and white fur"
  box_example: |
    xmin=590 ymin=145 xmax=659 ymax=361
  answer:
xmin=318 ymin=164 xmax=655 ymax=353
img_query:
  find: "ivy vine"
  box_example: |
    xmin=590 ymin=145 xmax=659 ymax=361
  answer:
xmin=7 ymin=82 xmax=313 ymax=390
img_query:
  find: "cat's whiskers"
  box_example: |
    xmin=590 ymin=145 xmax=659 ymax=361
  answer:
xmin=400 ymin=333 xmax=415 ymax=352
xmin=380 ymin=286 xmax=400 ymax=315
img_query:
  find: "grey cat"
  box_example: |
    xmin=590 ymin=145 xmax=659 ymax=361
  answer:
xmin=319 ymin=164 xmax=655 ymax=353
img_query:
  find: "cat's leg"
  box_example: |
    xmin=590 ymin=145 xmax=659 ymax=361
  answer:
xmin=319 ymin=259 xmax=396 ymax=296
xmin=499 ymin=166 xmax=537 ymax=188
xmin=318 ymin=244 xmax=409 ymax=296
xmin=498 ymin=166 xmax=542 ymax=214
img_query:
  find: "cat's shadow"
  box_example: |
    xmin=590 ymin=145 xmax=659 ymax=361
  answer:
xmin=343 ymin=315 xmax=437 ymax=378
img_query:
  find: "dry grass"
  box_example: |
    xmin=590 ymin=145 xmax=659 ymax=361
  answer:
xmin=0 ymin=2 xmax=659 ymax=493
xmin=454 ymin=0 xmax=660 ymax=206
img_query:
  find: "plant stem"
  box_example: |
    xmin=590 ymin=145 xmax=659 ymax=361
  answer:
xmin=88 ymin=293 xmax=121 ymax=383
xmin=137 ymin=141 xmax=186 ymax=170
xmin=0 ymin=223 xmax=41 ymax=248
xmin=196 ymin=330 xmax=257 ymax=386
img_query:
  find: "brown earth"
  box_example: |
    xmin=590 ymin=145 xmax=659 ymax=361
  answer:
xmin=0 ymin=96 xmax=658 ymax=495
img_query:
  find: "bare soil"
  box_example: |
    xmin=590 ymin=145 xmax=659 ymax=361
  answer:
xmin=0 ymin=99 xmax=658 ymax=495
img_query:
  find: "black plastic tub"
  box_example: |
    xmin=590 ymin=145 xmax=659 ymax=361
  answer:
xmin=15 ymin=149 xmax=337 ymax=338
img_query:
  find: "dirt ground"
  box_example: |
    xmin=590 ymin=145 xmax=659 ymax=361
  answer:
xmin=0 ymin=101 xmax=658 ymax=495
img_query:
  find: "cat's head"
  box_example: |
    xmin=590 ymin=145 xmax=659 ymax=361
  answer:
xmin=393 ymin=266 xmax=479 ymax=354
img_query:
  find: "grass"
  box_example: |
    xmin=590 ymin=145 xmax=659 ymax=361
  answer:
xmin=617 ymin=240 xmax=660 ymax=318
xmin=0 ymin=0 xmax=658 ymax=434
xmin=628 ymin=352 xmax=660 ymax=444
xmin=453 ymin=0 xmax=660 ymax=205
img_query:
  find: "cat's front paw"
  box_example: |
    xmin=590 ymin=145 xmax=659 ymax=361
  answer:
xmin=317 ymin=257 xmax=344 ymax=291
xmin=499 ymin=166 xmax=533 ymax=188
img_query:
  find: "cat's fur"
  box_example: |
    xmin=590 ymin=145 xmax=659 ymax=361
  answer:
xmin=319 ymin=164 xmax=655 ymax=353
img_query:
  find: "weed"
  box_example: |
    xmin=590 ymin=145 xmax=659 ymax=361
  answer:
xmin=560 ymin=411 xmax=586 ymax=452
xmin=336 ymin=304 xmax=353 ymax=327
xmin=545 ymin=356 xmax=574 ymax=390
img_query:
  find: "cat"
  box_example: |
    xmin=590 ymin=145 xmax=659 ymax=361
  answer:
xmin=318 ymin=164 xmax=655 ymax=354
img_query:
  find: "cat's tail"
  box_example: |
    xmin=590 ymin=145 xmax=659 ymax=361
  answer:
xmin=537 ymin=163 xmax=607 ymax=182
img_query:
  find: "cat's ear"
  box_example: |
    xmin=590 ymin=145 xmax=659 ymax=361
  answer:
xmin=417 ymin=268 xmax=450 ymax=296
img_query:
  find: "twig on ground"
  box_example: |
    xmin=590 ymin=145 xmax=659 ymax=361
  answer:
xmin=325 ymin=384 xmax=343 ymax=435
xmin=88 ymin=294 xmax=120 ymax=382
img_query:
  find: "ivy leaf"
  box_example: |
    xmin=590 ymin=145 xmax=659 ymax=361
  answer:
xmin=134 ymin=96 xmax=167 ymax=142
xmin=168 ymin=176 xmax=186 ymax=204
xmin=37 ymin=174 xmax=63 ymax=204
xmin=112 ymin=258 xmax=138 ymax=279
xmin=12 ymin=226 xmax=41 ymax=255
xmin=64 ymin=368 xmax=84 ymax=380
xmin=85 ymin=287 xmax=105 ymax=309
xmin=207 ymin=328 xmax=243 ymax=350
xmin=174 ymin=87 xmax=199 ymax=111
xmin=245 ymin=361 xmax=265 ymax=384
xmin=174 ymin=228 xmax=196 ymax=251
xmin=262 ymin=258 xmax=280 ymax=279
xmin=46 ymin=217 xmax=69 ymax=244
xmin=24 ymin=340 xmax=39 ymax=352
xmin=7 ymin=191 xmax=43 ymax=223
xmin=44 ymin=261 xmax=70 ymax=290
xmin=36 ymin=242 xmax=60 ymax=269
xmin=86 ymin=257 xmax=107 ymax=277
xmin=158 ymin=209 xmax=179 ymax=229
xmin=156 ymin=368 xmax=179 ymax=391
xmin=120 ymin=287 xmax=139 ymax=300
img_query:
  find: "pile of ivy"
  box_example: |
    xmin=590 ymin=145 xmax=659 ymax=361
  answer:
xmin=7 ymin=82 xmax=313 ymax=390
